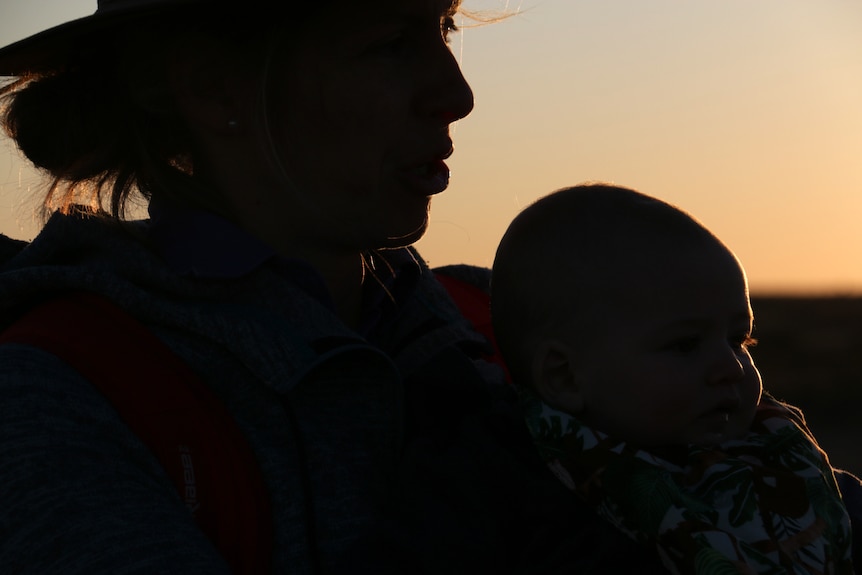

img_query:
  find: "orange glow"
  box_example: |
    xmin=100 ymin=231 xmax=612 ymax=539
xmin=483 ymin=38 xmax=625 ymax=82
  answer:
xmin=2 ymin=0 xmax=862 ymax=294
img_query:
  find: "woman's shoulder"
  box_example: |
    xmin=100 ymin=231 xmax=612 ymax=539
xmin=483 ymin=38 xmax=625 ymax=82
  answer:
xmin=0 ymin=341 xmax=232 ymax=572
xmin=1 ymin=212 xmax=158 ymax=276
xmin=0 ymin=342 xmax=141 ymax=437
xmin=0 ymin=213 xmax=194 ymax=309
xmin=0 ymin=234 xmax=27 ymax=268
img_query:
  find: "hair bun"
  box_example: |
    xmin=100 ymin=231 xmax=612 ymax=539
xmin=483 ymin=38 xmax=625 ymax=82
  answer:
xmin=4 ymin=68 xmax=122 ymax=180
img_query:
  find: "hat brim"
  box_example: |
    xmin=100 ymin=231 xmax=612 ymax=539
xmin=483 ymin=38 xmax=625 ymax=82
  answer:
xmin=0 ymin=0 xmax=209 ymax=76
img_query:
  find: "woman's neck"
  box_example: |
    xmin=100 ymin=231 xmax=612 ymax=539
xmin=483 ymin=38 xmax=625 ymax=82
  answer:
xmin=214 ymin=192 xmax=368 ymax=328
xmin=319 ymin=256 xmax=366 ymax=329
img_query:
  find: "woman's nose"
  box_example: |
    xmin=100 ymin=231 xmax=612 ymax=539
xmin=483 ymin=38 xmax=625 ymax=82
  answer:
xmin=417 ymin=44 xmax=475 ymax=124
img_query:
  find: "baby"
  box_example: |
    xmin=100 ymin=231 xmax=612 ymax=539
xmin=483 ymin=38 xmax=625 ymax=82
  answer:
xmin=491 ymin=183 xmax=853 ymax=574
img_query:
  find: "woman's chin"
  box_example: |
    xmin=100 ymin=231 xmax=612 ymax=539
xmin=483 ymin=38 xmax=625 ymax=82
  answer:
xmin=378 ymin=221 xmax=429 ymax=250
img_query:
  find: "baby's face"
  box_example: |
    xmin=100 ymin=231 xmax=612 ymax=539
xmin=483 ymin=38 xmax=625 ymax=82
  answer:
xmin=561 ymin=246 xmax=761 ymax=447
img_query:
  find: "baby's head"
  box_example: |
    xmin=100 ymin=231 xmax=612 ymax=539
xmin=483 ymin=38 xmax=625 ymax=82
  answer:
xmin=491 ymin=184 xmax=762 ymax=446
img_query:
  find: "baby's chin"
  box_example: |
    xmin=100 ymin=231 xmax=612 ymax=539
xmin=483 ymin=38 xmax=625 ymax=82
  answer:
xmin=691 ymin=426 xmax=749 ymax=447
xmin=692 ymin=432 xmax=728 ymax=447
xmin=686 ymin=411 xmax=752 ymax=447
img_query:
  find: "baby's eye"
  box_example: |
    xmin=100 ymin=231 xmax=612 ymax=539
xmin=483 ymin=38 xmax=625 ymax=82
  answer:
xmin=664 ymin=336 xmax=701 ymax=354
xmin=441 ymin=16 xmax=459 ymax=42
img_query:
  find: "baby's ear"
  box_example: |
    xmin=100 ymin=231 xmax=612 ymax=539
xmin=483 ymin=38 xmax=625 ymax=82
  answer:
xmin=532 ymin=339 xmax=584 ymax=414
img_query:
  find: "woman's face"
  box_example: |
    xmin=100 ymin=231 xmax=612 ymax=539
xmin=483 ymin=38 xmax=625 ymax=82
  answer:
xmin=243 ymin=0 xmax=474 ymax=255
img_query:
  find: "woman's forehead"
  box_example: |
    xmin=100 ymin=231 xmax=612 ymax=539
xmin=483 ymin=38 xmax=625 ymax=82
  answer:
xmin=301 ymin=0 xmax=457 ymax=47
xmin=316 ymin=0 xmax=459 ymax=39
xmin=349 ymin=0 xmax=459 ymax=15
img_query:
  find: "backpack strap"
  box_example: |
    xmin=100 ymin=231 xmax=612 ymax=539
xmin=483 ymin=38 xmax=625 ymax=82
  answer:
xmin=434 ymin=271 xmax=511 ymax=382
xmin=0 ymin=275 xmax=504 ymax=572
xmin=0 ymin=292 xmax=272 ymax=574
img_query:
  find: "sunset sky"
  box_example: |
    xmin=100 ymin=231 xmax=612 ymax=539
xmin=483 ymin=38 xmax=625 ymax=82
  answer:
xmin=1 ymin=0 xmax=861 ymax=294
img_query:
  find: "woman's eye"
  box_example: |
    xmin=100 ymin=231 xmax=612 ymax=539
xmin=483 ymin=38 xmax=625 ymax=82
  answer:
xmin=441 ymin=16 xmax=459 ymax=42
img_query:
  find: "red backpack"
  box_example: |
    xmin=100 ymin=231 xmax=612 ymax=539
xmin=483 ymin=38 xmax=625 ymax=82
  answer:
xmin=0 ymin=291 xmax=271 ymax=575
xmin=0 ymin=273 xmax=501 ymax=574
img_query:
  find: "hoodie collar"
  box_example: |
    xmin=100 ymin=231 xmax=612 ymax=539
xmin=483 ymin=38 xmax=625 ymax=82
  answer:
xmin=146 ymin=199 xmax=422 ymax=338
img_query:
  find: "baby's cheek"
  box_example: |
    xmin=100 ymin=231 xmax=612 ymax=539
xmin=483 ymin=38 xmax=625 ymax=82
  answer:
xmin=651 ymin=392 xmax=693 ymax=420
xmin=638 ymin=395 xmax=697 ymax=444
xmin=727 ymin=402 xmax=758 ymax=440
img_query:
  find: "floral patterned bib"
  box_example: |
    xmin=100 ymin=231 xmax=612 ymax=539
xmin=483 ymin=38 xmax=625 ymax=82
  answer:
xmin=522 ymin=390 xmax=854 ymax=574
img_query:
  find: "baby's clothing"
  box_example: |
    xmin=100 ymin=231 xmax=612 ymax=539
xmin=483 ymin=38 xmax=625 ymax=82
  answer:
xmin=521 ymin=390 xmax=854 ymax=574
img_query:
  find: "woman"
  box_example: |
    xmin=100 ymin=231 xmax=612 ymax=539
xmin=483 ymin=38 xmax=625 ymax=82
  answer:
xmin=0 ymin=1 xmax=613 ymax=573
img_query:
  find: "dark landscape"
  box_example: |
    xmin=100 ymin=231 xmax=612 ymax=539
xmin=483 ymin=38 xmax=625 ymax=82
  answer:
xmin=751 ymin=295 xmax=862 ymax=477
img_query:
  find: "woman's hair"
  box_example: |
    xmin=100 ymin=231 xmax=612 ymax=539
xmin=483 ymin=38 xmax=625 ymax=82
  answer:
xmin=0 ymin=4 xmax=311 ymax=221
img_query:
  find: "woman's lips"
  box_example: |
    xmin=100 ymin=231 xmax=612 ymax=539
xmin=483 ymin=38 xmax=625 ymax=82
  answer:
xmin=402 ymin=159 xmax=450 ymax=195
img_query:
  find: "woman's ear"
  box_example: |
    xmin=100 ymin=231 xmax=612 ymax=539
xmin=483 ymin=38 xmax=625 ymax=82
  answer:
xmin=168 ymin=36 xmax=254 ymax=137
xmin=531 ymin=339 xmax=585 ymax=414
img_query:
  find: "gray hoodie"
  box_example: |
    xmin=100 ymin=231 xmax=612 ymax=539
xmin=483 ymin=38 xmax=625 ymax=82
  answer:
xmin=0 ymin=212 xmax=518 ymax=574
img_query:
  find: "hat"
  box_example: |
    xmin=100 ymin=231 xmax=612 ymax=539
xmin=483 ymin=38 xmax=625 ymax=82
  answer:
xmin=0 ymin=0 xmax=211 ymax=76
